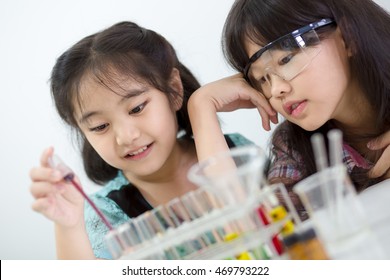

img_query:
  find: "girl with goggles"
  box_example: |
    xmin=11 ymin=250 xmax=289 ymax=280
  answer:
xmin=189 ymin=0 xmax=390 ymax=216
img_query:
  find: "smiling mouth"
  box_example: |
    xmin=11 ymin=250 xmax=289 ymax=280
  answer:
xmin=125 ymin=144 xmax=152 ymax=158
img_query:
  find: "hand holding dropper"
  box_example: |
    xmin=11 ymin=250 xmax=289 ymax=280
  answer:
xmin=48 ymin=154 xmax=114 ymax=231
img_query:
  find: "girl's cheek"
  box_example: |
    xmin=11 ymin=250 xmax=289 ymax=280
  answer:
xmin=270 ymin=101 xmax=283 ymax=115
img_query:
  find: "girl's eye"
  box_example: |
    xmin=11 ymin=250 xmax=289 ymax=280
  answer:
xmin=89 ymin=123 xmax=109 ymax=132
xmin=258 ymin=76 xmax=267 ymax=85
xmin=279 ymin=53 xmax=294 ymax=65
xmin=129 ymin=102 xmax=147 ymax=115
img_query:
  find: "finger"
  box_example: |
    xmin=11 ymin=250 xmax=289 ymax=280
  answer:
xmin=368 ymin=148 xmax=390 ymax=178
xmin=31 ymin=197 xmax=52 ymax=213
xmin=29 ymin=166 xmax=63 ymax=183
xmin=384 ymin=169 xmax=390 ymax=180
xmin=367 ymin=130 xmax=390 ymax=150
xmin=30 ymin=182 xmax=53 ymax=199
xmin=234 ymin=99 xmax=258 ymax=110
xmin=240 ymin=82 xmax=276 ymax=116
xmin=30 ymin=181 xmax=66 ymax=199
xmin=252 ymin=94 xmax=276 ymax=117
xmin=270 ymin=114 xmax=279 ymax=125
xmin=40 ymin=147 xmax=54 ymax=167
xmin=257 ymin=107 xmax=271 ymax=131
xmin=250 ymin=92 xmax=278 ymax=131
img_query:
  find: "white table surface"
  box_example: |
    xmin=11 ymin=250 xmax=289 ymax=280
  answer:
xmin=359 ymin=179 xmax=390 ymax=258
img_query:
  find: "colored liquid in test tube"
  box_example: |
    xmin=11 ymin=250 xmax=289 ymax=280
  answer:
xmin=256 ymin=185 xmax=296 ymax=256
xmin=48 ymin=154 xmax=114 ymax=231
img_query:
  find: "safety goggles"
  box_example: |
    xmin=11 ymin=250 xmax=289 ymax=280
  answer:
xmin=244 ymin=18 xmax=335 ymax=98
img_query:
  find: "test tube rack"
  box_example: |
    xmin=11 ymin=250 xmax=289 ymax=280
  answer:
xmin=105 ymin=183 xmax=300 ymax=260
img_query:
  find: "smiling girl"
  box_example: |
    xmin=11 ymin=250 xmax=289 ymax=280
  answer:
xmin=29 ymin=21 xmax=252 ymax=259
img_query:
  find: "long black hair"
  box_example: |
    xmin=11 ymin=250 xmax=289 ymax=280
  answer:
xmin=50 ymin=21 xmax=200 ymax=185
xmin=223 ymin=0 xmax=390 ymax=189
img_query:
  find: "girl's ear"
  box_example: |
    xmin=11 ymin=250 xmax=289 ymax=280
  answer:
xmin=335 ymin=25 xmax=354 ymax=57
xmin=169 ymin=68 xmax=184 ymax=111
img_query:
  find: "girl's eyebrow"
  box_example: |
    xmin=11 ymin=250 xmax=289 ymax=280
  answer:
xmin=79 ymin=88 xmax=147 ymax=124
xmin=120 ymin=88 xmax=147 ymax=102
xmin=79 ymin=111 xmax=101 ymax=124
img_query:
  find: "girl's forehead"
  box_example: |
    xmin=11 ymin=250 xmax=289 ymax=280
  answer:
xmin=244 ymin=38 xmax=265 ymax=58
xmin=74 ymin=71 xmax=152 ymax=110
xmin=80 ymin=71 xmax=147 ymax=96
xmin=75 ymin=75 xmax=106 ymax=105
xmin=72 ymin=74 xmax=123 ymax=116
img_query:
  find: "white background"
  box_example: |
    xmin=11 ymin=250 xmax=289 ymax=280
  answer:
xmin=1 ymin=0 xmax=389 ymax=259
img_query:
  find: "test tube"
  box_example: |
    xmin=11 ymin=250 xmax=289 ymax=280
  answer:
xmin=131 ymin=216 xmax=150 ymax=243
xmin=327 ymin=129 xmax=343 ymax=167
xmin=104 ymin=230 xmax=123 ymax=259
xmin=166 ymin=197 xmax=191 ymax=227
xmin=194 ymin=189 xmax=225 ymax=243
xmin=166 ymin=198 xmax=199 ymax=257
xmin=181 ymin=191 xmax=215 ymax=246
xmin=149 ymin=206 xmax=182 ymax=260
xmin=151 ymin=205 xmax=176 ymax=231
xmin=116 ymin=222 xmax=136 ymax=249
xmin=311 ymin=133 xmax=329 ymax=171
xmin=181 ymin=191 xmax=204 ymax=219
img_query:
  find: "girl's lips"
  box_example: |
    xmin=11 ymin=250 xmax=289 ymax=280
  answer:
xmin=124 ymin=143 xmax=153 ymax=160
xmin=283 ymin=100 xmax=307 ymax=117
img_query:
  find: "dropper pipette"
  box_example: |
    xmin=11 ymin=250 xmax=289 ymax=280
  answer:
xmin=48 ymin=154 xmax=114 ymax=231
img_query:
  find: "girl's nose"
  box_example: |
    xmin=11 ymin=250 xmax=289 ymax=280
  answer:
xmin=269 ymin=74 xmax=292 ymax=98
xmin=115 ymin=121 xmax=140 ymax=146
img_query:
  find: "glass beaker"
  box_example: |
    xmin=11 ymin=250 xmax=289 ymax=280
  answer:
xmin=293 ymin=165 xmax=386 ymax=259
xmin=187 ymin=145 xmax=267 ymax=205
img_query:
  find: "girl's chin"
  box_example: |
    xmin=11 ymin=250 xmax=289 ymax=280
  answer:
xmin=292 ymin=120 xmax=324 ymax=132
